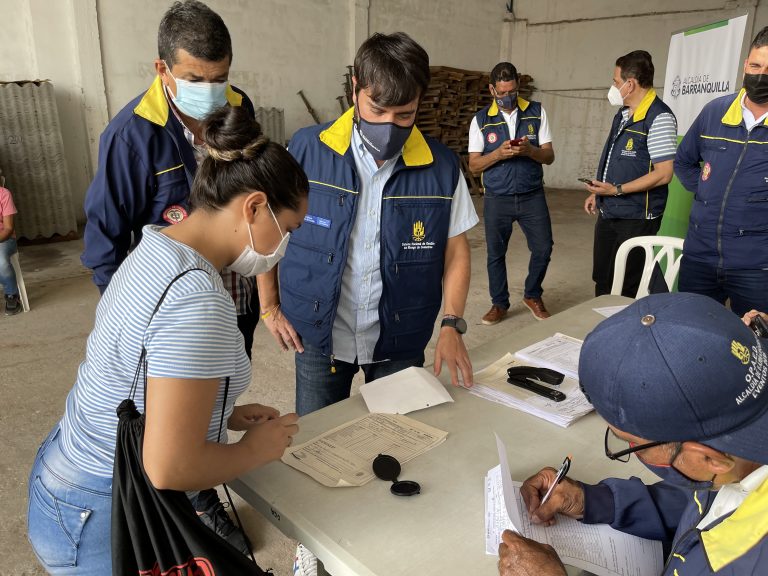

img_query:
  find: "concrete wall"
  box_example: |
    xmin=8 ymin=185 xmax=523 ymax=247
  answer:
xmin=7 ymin=0 xmax=768 ymax=223
xmin=97 ymin=0 xmax=353 ymax=140
xmin=369 ymin=0 xmax=505 ymax=70
xmin=0 ymin=0 xmax=107 ymax=215
xmin=3 ymin=0 xmax=502 ymax=225
xmin=502 ymin=0 xmax=766 ymax=189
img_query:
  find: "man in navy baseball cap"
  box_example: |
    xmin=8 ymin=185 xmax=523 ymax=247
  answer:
xmin=499 ymin=293 xmax=768 ymax=576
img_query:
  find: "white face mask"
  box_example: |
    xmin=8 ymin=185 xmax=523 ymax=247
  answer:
xmin=607 ymin=81 xmax=629 ymax=107
xmin=228 ymin=205 xmax=290 ymax=277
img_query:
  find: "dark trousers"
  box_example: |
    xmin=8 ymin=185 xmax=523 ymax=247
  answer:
xmin=236 ymin=288 xmax=260 ymax=360
xmin=294 ymin=344 xmax=425 ymax=416
xmin=678 ymin=257 xmax=768 ymax=317
xmin=593 ymin=216 xmax=662 ymax=297
xmin=484 ymin=191 xmax=553 ymax=307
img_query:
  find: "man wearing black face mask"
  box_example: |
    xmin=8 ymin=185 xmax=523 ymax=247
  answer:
xmin=257 ymin=32 xmax=478 ymax=418
xmin=674 ymin=27 xmax=768 ymax=317
xmin=497 ymin=293 xmax=768 ymax=576
xmin=469 ymin=62 xmax=556 ymax=324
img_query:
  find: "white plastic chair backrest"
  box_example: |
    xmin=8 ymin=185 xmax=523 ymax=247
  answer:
xmin=9 ymin=251 xmax=30 ymax=312
xmin=610 ymin=235 xmax=684 ymax=298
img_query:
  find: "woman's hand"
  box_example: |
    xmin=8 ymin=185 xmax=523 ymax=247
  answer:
xmin=240 ymin=413 xmax=299 ymax=466
xmin=228 ymin=403 xmax=280 ymax=431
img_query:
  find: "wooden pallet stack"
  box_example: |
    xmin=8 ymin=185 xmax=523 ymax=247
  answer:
xmin=417 ymin=66 xmax=535 ymax=194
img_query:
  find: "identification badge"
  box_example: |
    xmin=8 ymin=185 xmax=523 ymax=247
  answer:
xmin=304 ymin=214 xmax=331 ymax=228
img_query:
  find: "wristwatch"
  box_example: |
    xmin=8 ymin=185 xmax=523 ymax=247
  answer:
xmin=615 ymin=184 xmax=623 ymax=196
xmin=441 ymin=315 xmax=467 ymax=334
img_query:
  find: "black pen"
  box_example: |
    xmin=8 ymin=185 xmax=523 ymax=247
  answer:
xmin=540 ymin=456 xmax=572 ymax=506
xmin=507 ymin=376 xmax=566 ymax=402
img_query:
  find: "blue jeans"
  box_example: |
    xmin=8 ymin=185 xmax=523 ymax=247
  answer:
xmin=678 ymin=257 xmax=768 ymax=318
xmin=27 ymin=425 xmax=113 ymax=574
xmin=484 ymin=191 xmax=553 ymax=307
xmin=0 ymin=237 xmax=19 ymax=295
xmin=295 ymin=345 xmax=425 ymax=416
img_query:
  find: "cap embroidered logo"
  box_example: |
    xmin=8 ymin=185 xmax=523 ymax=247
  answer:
xmin=732 ymin=340 xmax=751 ymax=365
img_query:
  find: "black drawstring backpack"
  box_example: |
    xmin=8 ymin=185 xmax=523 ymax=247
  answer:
xmin=111 ymin=269 xmax=269 ymax=575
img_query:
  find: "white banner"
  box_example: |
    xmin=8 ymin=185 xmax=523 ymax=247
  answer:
xmin=663 ymin=15 xmax=748 ymax=134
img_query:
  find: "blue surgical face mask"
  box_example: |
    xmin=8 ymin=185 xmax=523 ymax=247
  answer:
xmin=640 ymin=459 xmax=714 ymax=490
xmin=355 ymin=113 xmax=414 ymax=162
xmin=164 ymin=61 xmax=228 ymax=121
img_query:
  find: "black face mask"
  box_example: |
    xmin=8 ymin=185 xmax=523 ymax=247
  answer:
xmin=355 ymin=114 xmax=414 ymax=162
xmin=744 ymin=73 xmax=768 ymax=105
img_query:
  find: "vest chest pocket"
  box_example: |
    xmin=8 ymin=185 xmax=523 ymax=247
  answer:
xmin=387 ymin=199 xmax=451 ymax=262
xmin=701 ymin=139 xmax=730 ymax=163
xmin=616 ymin=132 xmax=649 ymax=162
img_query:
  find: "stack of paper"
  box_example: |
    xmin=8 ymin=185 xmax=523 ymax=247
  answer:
xmin=468 ymin=353 xmax=593 ymax=427
xmin=486 ymin=434 xmax=663 ymax=576
xmin=282 ymin=413 xmax=448 ymax=487
xmin=513 ymin=333 xmax=583 ymax=380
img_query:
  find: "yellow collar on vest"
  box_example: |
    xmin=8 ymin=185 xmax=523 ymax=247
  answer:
xmin=319 ymin=107 xmax=433 ymax=167
xmin=701 ymin=475 xmax=768 ymax=571
xmin=720 ymin=88 xmax=768 ymax=127
xmin=631 ymin=88 xmax=656 ymax=123
xmin=488 ymin=96 xmax=531 ymax=117
xmin=134 ymin=76 xmax=243 ymax=127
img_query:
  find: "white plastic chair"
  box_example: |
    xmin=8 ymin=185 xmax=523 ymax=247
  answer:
xmin=9 ymin=251 xmax=30 ymax=312
xmin=611 ymin=235 xmax=684 ymax=299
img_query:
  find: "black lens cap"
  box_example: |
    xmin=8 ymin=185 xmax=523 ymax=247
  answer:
xmin=372 ymin=454 xmax=401 ymax=481
xmin=372 ymin=454 xmax=421 ymax=496
xmin=391 ymin=479 xmax=420 ymax=497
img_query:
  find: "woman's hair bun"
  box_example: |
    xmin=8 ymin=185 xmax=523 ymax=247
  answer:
xmin=202 ymin=106 xmax=268 ymax=162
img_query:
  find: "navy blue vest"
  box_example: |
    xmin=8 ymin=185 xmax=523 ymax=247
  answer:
xmin=475 ymin=99 xmax=544 ymax=195
xmin=596 ymin=91 xmax=674 ymax=219
xmin=280 ymin=109 xmax=459 ymax=361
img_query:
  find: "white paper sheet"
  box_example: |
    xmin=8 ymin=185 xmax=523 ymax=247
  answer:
xmin=593 ymin=305 xmax=628 ymax=318
xmin=468 ymin=354 xmax=593 ymax=427
xmin=515 ymin=333 xmax=583 ymax=380
xmin=484 ymin=439 xmax=663 ymax=576
xmin=359 ymin=366 xmax=454 ymax=414
xmin=282 ymin=413 xmax=448 ymax=487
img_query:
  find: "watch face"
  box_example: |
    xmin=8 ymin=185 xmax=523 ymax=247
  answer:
xmin=455 ymin=317 xmax=468 ymax=334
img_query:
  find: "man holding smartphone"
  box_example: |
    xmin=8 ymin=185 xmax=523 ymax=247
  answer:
xmin=585 ymin=50 xmax=677 ymax=297
xmin=469 ymin=62 xmax=555 ymax=324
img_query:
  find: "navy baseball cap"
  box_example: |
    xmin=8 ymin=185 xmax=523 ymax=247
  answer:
xmin=579 ymin=292 xmax=768 ymax=464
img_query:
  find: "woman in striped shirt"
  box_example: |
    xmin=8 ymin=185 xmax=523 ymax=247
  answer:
xmin=27 ymin=105 xmax=307 ymax=573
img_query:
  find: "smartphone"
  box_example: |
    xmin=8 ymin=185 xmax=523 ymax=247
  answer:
xmin=508 ymin=138 xmax=525 ymax=146
xmin=578 ymin=177 xmax=594 ymax=186
xmin=750 ymin=315 xmax=768 ymax=338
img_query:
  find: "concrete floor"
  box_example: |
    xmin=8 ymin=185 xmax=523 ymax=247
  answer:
xmin=0 ymin=188 xmax=597 ymax=575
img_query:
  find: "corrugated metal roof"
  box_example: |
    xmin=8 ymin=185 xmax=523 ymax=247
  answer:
xmin=0 ymin=81 xmax=77 ymax=239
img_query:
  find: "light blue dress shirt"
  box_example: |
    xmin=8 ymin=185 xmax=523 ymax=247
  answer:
xmin=331 ymin=126 xmax=479 ymax=364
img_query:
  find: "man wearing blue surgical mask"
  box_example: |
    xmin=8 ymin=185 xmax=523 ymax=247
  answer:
xmin=80 ymin=0 xmax=257 ymax=554
xmin=499 ymin=293 xmax=768 ymax=576
xmin=468 ymin=62 xmax=556 ymax=324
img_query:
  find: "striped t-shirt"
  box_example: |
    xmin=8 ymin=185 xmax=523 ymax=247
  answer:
xmin=602 ymin=110 xmax=678 ymax=182
xmin=59 ymin=225 xmax=251 ymax=478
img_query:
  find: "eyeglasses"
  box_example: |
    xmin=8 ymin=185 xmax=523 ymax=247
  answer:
xmin=604 ymin=428 xmax=668 ymax=462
